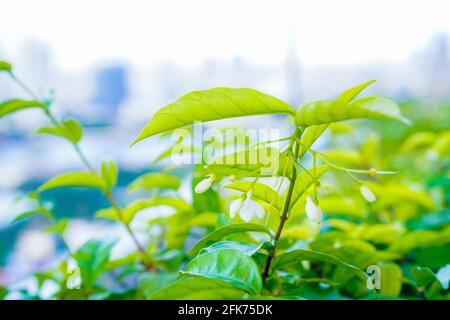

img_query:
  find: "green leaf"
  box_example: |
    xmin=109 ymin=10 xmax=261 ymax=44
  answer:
xmin=12 ymin=208 xmax=52 ymax=223
xmin=150 ymin=276 xmax=248 ymax=300
xmin=74 ymin=239 xmax=115 ymax=289
xmin=139 ymin=272 xmax=178 ymax=299
xmin=101 ymin=160 xmax=118 ymax=189
xmin=96 ymin=196 xmax=192 ymax=224
xmin=290 ymin=165 xmax=328 ymax=210
xmin=192 ymin=172 xmax=221 ymax=212
xmin=378 ymin=262 xmax=403 ymax=297
xmin=180 ymin=249 xmax=262 ymax=294
xmin=42 ymin=219 xmax=68 ymax=235
xmin=0 ymin=61 xmax=12 ymax=73
xmin=272 ymin=249 xmax=367 ymax=281
xmin=295 ymin=94 xmax=409 ymax=127
xmin=200 ymin=241 xmax=268 ymax=256
xmin=189 ymin=223 xmax=273 ymax=256
xmin=225 ymin=181 xmax=283 ymax=211
xmin=298 ymin=124 xmax=328 ymax=158
xmin=337 ymin=80 xmax=376 ymax=104
xmin=0 ymin=99 xmax=44 ymax=118
xmin=132 ymin=87 xmax=295 ymax=144
xmin=38 ymin=172 xmax=108 ymax=193
xmin=128 ymin=173 xmax=180 ymax=191
xmin=36 ymin=119 xmax=83 ymax=144
xmin=0 ymin=286 xmax=8 ymax=300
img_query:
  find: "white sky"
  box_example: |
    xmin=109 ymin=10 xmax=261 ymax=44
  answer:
xmin=1 ymin=0 xmax=450 ymax=71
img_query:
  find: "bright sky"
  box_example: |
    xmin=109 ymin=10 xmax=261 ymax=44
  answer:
xmin=1 ymin=0 xmax=450 ymax=71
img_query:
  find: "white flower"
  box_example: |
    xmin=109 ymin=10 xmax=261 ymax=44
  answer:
xmin=360 ymin=185 xmax=376 ymax=203
xmin=305 ymin=196 xmax=323 ymax=224
xmin=229 ymin=194 xmax=265 ymax=222
xmin=194 ymin=174 xmax=215 ymax=193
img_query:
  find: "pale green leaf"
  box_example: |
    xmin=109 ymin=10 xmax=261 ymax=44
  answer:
xmin=12 ymin=208 xmax=52 ymax=223
xmin=38 ymin=172 xmax=108 ymax=193
xmin=298 ymin=124 xmax=328 ymax=158
xmin=36 ymin=119 xmax=83 ymax=144
xmin=378 ymin=262 xmax=403 ymax=297
xmin=128 ymin=173 xmax=180 ymax=191
xmin=337 ymin=80 xmax=376 ymax=103
xmin=189 ymin=223 xmax=273 ymax=256
xmin=224 ymin=181 xmax=283 ymax=211
xmin=42 ymin=219 xmax=68 ymax=235
xmin=0 ymin=99 xmax=44 ymax=118
xmin=101 ymin=160 xmax=118 ymax=189
xmin=272 ymin=249 xmax=367 ymax=281
xmin=290 ymin=165 xmax=328 ymax=210
xmin=132 ymin=87 xmax=295 ymax=144
xmin=295 ymin=96 xmax=409 ymax=126
xmin=180 ymin=249 xmax=262 ymax=294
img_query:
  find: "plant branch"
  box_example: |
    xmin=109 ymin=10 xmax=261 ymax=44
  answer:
xmin=262 ymin=128 xmax=302 ymax=283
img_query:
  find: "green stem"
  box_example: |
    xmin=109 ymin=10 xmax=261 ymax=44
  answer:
xmin=11 ymin=73 xmax=149 ymax=261
xmin=262 ymin=128 xmax=302 ymax=283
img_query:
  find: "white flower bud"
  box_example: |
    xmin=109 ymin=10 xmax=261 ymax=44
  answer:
xmin=305 ymin=196 xmax=323 ymax=224
xmin=239 ymin=199 xmax=265 ymax=222
xmin=229 ymin=198 xmax=244 ymax=218
xmin=194 ymin=175 xmax=215 ymax=193
xmin=360 ymin=185 xmax=376 ymax=203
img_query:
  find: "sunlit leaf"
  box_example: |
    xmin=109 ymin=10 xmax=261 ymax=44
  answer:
xmin=38 ymin=172 xmax=108 ymax=192
xmin=180 ymin=249 xmax=262 ymax=294
xmin=290 ymin=165 xmax=328 ymax=210
xmin=298 ymin=124 xmax=328 ymax=158
xmin=42 ymin=219 xmax=68 ymax=235
xmin=225 ymin=181 xmax=283 ymax=211
xmin=101 ymin=160 xmax=118 ymax=189
xmin=133 ymin=87 xmax=295 ymax=144
xmin=378 ymin=262 xmax=403 ymax=297
xmin=12 ymin=208 xmax=52 ymax=223
xmin=337 ymin=80 xmax=376 ymax=104
xmin=36 ymin=119 xmax=83 ymax=144
xmin=0 ymin=99 xmax=44 ymax=118
xmin=128 ymin=173 xmax=180 ymax=191
xmin=189 ymin=223 xmax=273 ymax=256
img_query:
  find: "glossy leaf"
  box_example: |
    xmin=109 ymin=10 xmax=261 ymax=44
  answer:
xmin=128 ymin=173 xmax=180 ymax=191
xmin=132 ymin=87 xmax=295 ymax=144
xmin=272 ymin=249 xmax=367 ymax=281
xmin=38 ymin=172 xmax=108 ymax=193
xmin=36 ymin=119 xmax=83 ymax=144
xmin=189 ymin=223 xmax=273 ymax=256
xmin=180 ymin=249 xmax=262 ymax=294
xmin=150 ymin=276 xmax=248 ymax=300
xmin=0 ymin=99 xmax=44 ymax=118
xmin=225 ymin=181 xmax=283 ymax=211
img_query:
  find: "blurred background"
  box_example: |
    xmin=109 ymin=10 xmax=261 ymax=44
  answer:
xmin=0 ymin=0 xmax=449 ymax=293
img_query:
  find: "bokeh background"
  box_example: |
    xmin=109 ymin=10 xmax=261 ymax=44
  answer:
xmin=1 ymin=0 xmax=449 ymax=294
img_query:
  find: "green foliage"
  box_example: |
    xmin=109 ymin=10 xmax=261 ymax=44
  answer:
xmin=180 ymin=249 xmax=262 ymax=294
xmin=0 ymin=99 xmax=44 ymax=118
xmin=4 ymin=63 xmax=447 ymax=301
xmin=132 ymin=87 xmax=295 ymax=144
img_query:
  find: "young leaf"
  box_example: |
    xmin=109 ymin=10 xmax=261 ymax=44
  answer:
xmin=38 ymin=172 xmax=108 ymax=193
xmin=290 ymin=165 xmax=328 ymax=210
xmin=42 ymin=219 xmax=68 ymax=235
xmin=295 ymin=96 xmax=409 ymax=127
xmin=298 ymin=124 xmax=328 ymax=158
xmin=0 ymin=99 xmax=44 ymax=118
xmin=180 ymin=249 xmax=263 ymax=294
xmin=36 ymin=119 xmax=83 ymax=144
xmin=225 ymin=181 xmax=283 ymax=211
xmin=150 ymin=276 xmax=248 ymax=300
xmin=12 ymin=208 xmax=52 ymax=223
xmin=0 ymin=61 xmax=12 ymax=73
xmin=272 ymin=249 xmax=367 ymax=281
xmin=128 ymin=173 xmax=180 ymax=191
xmin=132 ymin=87 xmax=295 ymax=144
xmin=74 ymin=239 xmax=116 ymax=289
xmin=189 ymin=223 xmax=273 ymax=256
xmin=101 ymin=160 xmax=118 ymax=189
xmin=337 ymin=80 xmax=376 ymax=104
